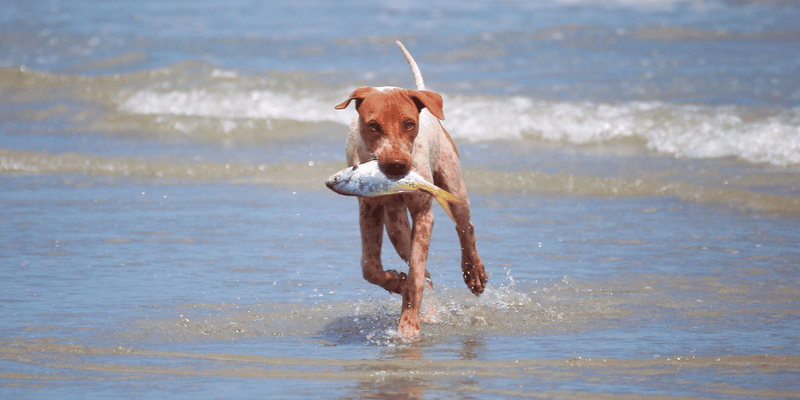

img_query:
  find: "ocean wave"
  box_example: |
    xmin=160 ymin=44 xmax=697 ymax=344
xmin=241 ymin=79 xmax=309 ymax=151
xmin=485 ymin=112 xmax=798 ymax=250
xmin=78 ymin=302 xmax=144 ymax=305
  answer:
xmin=116 ymin=77 xmax=800 ymax=167
xmin=120 ymin=88 xmax=352 ymax=126
xmin=443 ymin=95 xmax=800 ymax=167
xmin=5 ymin=65 xmax=799 ymax=167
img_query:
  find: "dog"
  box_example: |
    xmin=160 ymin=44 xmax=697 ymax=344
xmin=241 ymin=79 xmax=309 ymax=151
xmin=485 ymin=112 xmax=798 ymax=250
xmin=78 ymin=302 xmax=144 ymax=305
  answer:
xmin=334 ymin=41 xmax=487 ymax=338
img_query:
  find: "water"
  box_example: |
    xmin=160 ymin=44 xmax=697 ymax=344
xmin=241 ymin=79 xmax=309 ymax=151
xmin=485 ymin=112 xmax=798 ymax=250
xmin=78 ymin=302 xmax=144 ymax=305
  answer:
xmin=2 ymin=0 xmax=799 ymax=398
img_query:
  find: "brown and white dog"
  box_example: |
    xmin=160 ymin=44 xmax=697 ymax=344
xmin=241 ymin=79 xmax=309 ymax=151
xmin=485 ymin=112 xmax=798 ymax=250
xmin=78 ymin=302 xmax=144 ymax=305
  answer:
xmin=335 ymin=41 xmax=487 ymax=338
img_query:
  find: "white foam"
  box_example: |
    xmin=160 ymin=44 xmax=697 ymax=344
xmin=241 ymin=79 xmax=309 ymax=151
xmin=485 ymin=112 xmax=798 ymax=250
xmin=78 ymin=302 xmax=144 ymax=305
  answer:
xmin=120 ymin=89 xmax=353 ymax=125
xmin=441 ymin=94 xmax=800 ymax=167
xmin=120 ymin=86 xmax=799 ymax=167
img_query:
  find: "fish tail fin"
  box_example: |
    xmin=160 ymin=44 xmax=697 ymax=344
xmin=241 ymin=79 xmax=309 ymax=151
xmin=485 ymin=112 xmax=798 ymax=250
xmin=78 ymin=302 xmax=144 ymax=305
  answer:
xmin=436 ymin=188 xmax=462 ymax=205
xmin=434 ymin=194 xmax=457 ymax=223
xmin=431 ymin=188 xmax=462 ymax=223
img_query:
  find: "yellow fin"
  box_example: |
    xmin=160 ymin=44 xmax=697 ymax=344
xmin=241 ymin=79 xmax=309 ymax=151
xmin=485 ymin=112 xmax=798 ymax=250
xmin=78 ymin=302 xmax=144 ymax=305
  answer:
xmin=429 ymin=187 xmax=461 ymax=223
xmin=433 ymin=194 xmax=457 ymax=223
xmin=383 ymin=180 xmax=462 ymax=223
xmin=434 ymin=187 xmax=461 ymax=205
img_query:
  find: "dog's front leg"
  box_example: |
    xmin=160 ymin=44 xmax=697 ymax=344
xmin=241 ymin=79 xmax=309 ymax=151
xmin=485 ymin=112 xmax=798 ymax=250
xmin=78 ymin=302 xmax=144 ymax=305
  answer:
xmin=433 ymin=151 xmax=488 ymax=296
xmin=359 ymin=198 xmax=406 ymax=294
xmin=452 ymin=204 xmax=487 ymax=296
xmin=398 ymin=198 xmax=434 ymax=338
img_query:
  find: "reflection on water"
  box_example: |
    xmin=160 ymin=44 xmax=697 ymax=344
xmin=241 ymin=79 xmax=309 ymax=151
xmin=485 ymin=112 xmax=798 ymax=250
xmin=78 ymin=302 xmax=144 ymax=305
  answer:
xmin=2 ymin=337 xmax=798 ymax=399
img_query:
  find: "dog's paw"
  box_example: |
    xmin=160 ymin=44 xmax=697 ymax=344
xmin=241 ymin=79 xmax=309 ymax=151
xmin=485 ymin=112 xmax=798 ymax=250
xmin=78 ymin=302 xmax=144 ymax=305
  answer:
xmin=462 ymin=261 xmax=488 ymax=296
xmin=383 ymin=270 xmax=407 ymax=294
xmin=398 ymin=312 xmax=421 ymax=339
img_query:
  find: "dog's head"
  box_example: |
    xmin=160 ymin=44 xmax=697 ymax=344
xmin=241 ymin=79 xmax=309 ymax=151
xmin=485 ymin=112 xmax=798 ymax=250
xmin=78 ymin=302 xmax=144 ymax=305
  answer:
xmin=335 ymin=87 xmax=444 ymax=176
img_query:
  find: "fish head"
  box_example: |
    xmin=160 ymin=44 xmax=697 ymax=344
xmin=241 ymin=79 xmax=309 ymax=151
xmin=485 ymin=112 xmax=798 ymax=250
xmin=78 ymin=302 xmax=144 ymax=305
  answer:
xmin=325 ymin=167 xmax=352 ymax=193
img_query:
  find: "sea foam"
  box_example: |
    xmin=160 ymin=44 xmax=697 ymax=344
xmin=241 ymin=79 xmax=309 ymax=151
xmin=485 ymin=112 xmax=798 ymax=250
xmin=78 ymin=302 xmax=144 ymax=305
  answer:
xmin=119 ymin=85 xmax=800 ymax=167
xmin=442 ymin=95 xmax=800 ymax=166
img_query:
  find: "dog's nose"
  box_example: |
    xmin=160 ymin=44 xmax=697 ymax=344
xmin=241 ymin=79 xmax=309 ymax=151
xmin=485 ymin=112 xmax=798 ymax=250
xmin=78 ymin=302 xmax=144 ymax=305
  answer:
xmin=380 ymin=160 xmax=410 ymax=177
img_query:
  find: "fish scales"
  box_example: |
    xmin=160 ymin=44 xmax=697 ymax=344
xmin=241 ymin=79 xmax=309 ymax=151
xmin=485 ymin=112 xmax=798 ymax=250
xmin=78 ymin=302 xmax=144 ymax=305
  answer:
xmin=325 ymin=160 xmax=461 ymax=223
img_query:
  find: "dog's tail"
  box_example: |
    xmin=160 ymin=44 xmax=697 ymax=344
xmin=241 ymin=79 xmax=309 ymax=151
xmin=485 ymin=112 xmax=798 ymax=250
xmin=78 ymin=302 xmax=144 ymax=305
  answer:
xmin=396 ymin=41 xmax=425 ymax=91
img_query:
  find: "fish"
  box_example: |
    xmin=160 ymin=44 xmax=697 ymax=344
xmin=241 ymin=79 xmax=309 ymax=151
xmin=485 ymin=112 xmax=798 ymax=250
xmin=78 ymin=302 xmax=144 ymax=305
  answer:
xmin=325 ymin=160 xmax=462 ymax=223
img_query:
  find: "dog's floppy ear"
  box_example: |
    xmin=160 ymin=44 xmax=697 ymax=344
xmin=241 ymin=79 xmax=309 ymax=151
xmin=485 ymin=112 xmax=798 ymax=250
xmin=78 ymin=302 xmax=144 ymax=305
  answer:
xmin=408 ymin=90 xmax=445 ymax=121
xmin=335 ymin=87 xmax=375 ymax=110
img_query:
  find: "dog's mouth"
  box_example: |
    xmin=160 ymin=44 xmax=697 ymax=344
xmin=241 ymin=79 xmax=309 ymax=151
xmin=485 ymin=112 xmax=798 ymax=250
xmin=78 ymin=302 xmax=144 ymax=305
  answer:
xmin=381 ymin=165 xmax=410 ymax=178
xmin=383 ymin=172 xmax=406 ymax=180
xmin=375 ymin=159 xmax=411 ymax=178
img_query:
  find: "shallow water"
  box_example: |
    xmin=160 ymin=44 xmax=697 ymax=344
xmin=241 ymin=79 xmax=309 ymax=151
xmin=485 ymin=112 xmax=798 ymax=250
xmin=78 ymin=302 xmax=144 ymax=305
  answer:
xmin=2 ymin=1 xmax=800 ymax=399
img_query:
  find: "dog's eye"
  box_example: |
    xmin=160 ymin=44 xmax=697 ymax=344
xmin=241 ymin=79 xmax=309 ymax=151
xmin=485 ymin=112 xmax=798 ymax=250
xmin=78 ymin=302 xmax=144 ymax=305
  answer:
xmin=368 ymin=122 xmax=382 ymax=133
xmin=403 ymin=120 xmax=415 ymax=131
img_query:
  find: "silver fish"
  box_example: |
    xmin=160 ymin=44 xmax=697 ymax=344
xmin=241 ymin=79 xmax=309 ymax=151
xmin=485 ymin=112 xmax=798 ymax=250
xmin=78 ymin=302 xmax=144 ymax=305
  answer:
xmin=325 ymin=160 xmax=461 ymax=223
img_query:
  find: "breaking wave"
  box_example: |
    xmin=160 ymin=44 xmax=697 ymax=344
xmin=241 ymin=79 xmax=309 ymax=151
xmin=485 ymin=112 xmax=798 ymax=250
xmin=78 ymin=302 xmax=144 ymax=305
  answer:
xmin=4 ymin=64 xmax=799 ymax=167
xmin=442 ymin=95 xmax=800 ymax=167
